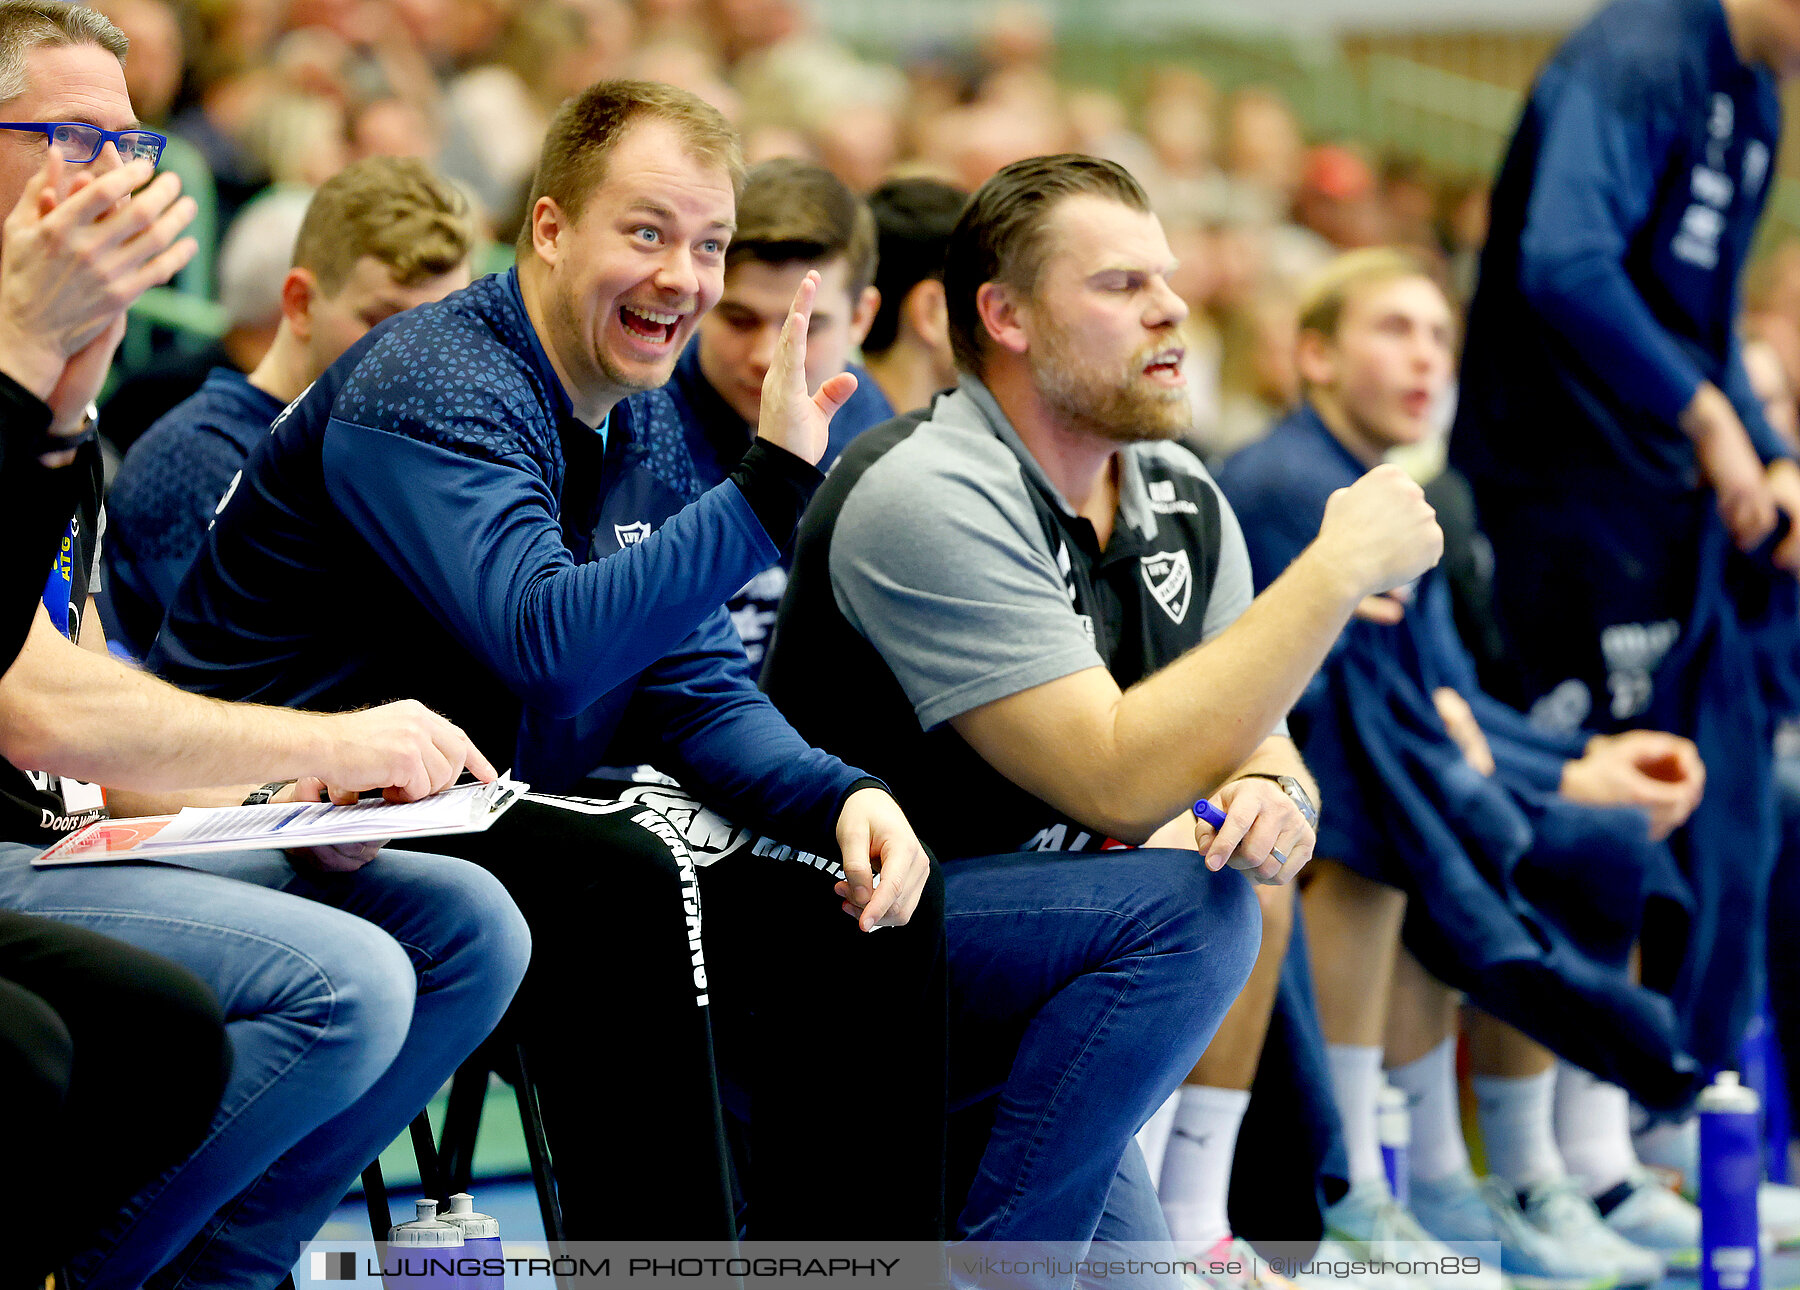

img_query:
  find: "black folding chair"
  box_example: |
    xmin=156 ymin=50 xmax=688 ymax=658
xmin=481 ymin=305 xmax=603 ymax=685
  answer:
xmin=276 ymin=1035 xmax=564 ymax=1290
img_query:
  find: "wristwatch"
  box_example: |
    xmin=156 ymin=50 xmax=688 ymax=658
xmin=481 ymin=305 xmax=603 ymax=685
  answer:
xmin=1234 ymin=772 xmax=1318 ymax=829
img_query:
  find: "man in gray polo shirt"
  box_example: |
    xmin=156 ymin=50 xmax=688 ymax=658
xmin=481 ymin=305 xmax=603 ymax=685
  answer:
xmin=764 ymin=155 xmax=1443 ymax=1274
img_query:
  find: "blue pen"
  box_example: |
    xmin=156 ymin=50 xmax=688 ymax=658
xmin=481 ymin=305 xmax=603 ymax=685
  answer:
xmin=1193 ymin=799 xmax=1288 ymax=870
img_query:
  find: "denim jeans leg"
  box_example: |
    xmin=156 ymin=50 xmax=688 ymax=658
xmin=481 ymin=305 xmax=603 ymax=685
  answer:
xmin=0 ymin=845 xmax=419 ymax=1290
xmin=944 ymin=848 xmax=1260 ymax=1257
xmin=145 ymin=847 xmax=531 ymax=1289
xmin=1086 ymin=1141 xmax=1184 ymax=1290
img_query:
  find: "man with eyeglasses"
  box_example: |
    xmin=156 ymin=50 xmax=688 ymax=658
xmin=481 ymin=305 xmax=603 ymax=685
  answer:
xmin=0 ymin=5 xmax=532 ymax=1285
xmin=0 ymin=118 xmax=163 ymax=165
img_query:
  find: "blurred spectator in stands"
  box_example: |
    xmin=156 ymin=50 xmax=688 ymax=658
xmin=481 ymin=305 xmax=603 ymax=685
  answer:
xmin=248 ymin=88 xmax=348 ymax=188
xmin=862 ymin=176 xmax=964 ymax=415
xmin=1747 ymin=239 xmax=1800 ymax=395
xmin=349 ymin=93 xmax=438 ymax=161
xmin=1223 ymin=85 xmax=1306 ymax=207
xmin=103 ymin=159 xmax=473 ymax=656
xmin=1139 ymin=65 xmax=1226 ymax=226
xmin=1379 ymin=153 xmax=1446 ymax=269
xmin=628 ymin=37 xmax=738 ymax=119
xmin=98 ymin=0 xmax=181 ymax=125
xmin=1438 ymin=176 xmax=1490 ymax=306
xmin=442 ymin=0 xmax=635 ymax=233
xmin=1206 ymin=284 xmax=1301 ymax=462
xmin=814 ymin=99 xmax=901 ymax=194
xmin=1294 ymin=143 xmax=1384 ymax=252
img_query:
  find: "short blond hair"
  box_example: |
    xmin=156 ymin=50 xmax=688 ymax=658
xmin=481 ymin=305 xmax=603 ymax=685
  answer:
xmin=1296 ymin=247 xmax=1436 ymax=344
xmin=292 ymin=157 xmax=476 ymax=295
xmin=515 ymin=79 xmax=743 ymax=256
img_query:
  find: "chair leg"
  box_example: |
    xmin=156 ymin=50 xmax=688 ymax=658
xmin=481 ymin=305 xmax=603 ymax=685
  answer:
xmin=511 ymin=1041 xmax=567 ymax=1266
xmin=409 ymin=1110 xmax=445 ymax=1206
xmin=438 ymin=1057 xmax=489 ymax=1197
xmin=361 ymin=1157 xmax=392 ymax=1242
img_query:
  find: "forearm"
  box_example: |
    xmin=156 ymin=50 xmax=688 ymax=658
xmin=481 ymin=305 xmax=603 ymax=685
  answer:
xmin=1102 ymin=548 xmax=1356 ymax=829
xmin=0 ymin=613 xmax=330 ymax=791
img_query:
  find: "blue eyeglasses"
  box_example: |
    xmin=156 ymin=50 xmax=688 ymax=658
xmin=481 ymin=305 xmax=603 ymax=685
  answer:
xmin=0 ymin=121 xmax=166 ymax=166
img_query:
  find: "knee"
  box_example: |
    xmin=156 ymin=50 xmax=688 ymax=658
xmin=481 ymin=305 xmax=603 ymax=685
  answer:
xmin=301 ymin=921 xmax=417 ymax=1097
xmin=1138 ymin=852 xmax=1262 ymax=990
xmin=418 ymin=861 xmax=532 ymax=1014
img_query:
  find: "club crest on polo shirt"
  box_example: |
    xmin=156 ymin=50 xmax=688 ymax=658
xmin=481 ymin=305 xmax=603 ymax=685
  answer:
xmin=614 ymin=520 xmax=652 ymax=547
xmin=1140 ymin=549 xmax=1192 ymax=625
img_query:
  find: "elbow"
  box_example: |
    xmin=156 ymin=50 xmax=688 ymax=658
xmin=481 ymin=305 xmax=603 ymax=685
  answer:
xmin=1077 ymin=770 xmax=1181 ymax=847
xmin=1517 ymin=252 xmax=1590 ymax=321
xmin=516 ymin=673 xmax=592 ymax=719
xmin=0 ymin=693 xmax=66 ymax=778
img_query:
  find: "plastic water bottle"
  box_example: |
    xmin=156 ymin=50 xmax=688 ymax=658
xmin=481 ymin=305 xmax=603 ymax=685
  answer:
xmin=441 ymin=1192 xmax=502 ymax=1290
xmin=386 ymin=1198 xmax=464 ymax=1290
xmin=1699 ymin=1072 xmax=1761 ymax=1290
xmin=1378 ymin=1082 xmax=1411 ymax=1207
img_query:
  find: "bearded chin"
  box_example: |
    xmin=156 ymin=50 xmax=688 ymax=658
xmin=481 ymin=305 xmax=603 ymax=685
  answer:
xmin=1034 ymin=358 xmax=1193 ymax=445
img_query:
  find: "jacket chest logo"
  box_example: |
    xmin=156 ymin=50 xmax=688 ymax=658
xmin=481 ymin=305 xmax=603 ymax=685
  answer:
xmin=614 ymin=520 xmax=652 ymax=547
xmin=1140 ymin=549 xmax=1192 ymax=625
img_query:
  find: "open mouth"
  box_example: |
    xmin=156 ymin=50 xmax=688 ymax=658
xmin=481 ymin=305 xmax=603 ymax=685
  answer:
xmin=619 ymin=302 xmax=681 ymax=346
xmin=1143 ymin=349 xmax=1186 ymax=385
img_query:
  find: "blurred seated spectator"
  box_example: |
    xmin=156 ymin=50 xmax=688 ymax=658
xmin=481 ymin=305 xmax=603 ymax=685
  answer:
xmin=98 ymin=185 xmax=308 ymax=461
xmin=103 ymin=157 xmax=474 ymax=656
xmin=861 ymin=175 xmax=964 ymax=416
xmin=668 ymin=158 xmax=888 ymax=664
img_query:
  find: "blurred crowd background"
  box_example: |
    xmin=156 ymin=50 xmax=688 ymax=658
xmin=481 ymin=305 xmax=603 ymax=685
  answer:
xmin=92 ymin=0 xmax=1800 ymax=470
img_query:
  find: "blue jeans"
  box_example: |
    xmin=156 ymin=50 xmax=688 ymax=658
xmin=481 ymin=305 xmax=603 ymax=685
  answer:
xmin=944 ymin=848 xmax=1260 ymax=1274
xmin=0 ymin=843 xmax=530 ymax=1290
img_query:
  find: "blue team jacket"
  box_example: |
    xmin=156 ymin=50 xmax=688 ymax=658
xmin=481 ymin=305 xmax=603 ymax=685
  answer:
xmin=150 ymin=270 xmax=866 ymax=849
xmin=1221 ymin=407 xmax=1704 ymax=1107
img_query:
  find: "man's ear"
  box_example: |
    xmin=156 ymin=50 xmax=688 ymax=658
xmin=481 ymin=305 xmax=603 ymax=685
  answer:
xmin=848 ymin=284 xmax=880 ymax=349
xmin=1293 ymin=326 xmax=1336 ymax=392
xmin=975 ymin=280 xmax=1030 ymax=356
xmin=530 ymin=196 xmax=568 ymax=268
xmin=280 ymin=268 xmax=319 ymax=340
xmin=905 ymin=278 xmax=950 ymax=352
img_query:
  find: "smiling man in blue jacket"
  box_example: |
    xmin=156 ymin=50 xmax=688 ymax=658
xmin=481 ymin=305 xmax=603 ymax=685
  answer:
xmin=150 ymin=80 xmax=946 ymax=1242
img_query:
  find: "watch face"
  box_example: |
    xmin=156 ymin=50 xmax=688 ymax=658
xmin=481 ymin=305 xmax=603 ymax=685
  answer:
xmin=1276 ymin=776 xmax=1318 ymax=827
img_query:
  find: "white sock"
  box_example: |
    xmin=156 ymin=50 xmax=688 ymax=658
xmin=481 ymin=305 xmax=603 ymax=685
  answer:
xmin=1633 ymin=1109 xmax=1697 ymax=1178
xmin=1473 ymin=1069 xmax=1565 ymax=1190
xmin=1388 ymin=1037 xmax=1470 ymax=1184
xmin=1159 ymin=1084 xmax=1251 ymax=1247
xmin=1137 ymin=1089 xmax=1181 ymax=1185
xmin=1553 ymin=1060 xmax=1637 ymax=1196
xmin=1328 ymin=1044 xmax=1389 ymax=1189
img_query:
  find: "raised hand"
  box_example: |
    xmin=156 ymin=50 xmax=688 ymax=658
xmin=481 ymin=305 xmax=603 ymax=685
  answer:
xmin=1310 ymin=463 xmax=1444 ymax=600
xmin=0 ymin=154 xmax=196 ymax=403
xmin=754 ymin=269 xmax=858 ymax=466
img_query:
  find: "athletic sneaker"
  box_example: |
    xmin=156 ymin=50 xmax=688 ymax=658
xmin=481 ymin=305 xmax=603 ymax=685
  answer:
xmin=1184 ymin=1236 xmax=1306 ymax=1290
xmin=1518 ymin=1177 xmax=1664 ymax=1288
xmin=1593 ymin=1167 xmax=1698 ymax=1272
xmin=1325 ymin=1181 xmax=1497 ymax=1290
xmin=1753 ymin=1180 xmax=1800 ymax=1248
xmin=1408 ymin=1169 xmax=1617 ymax=1290
xmin=1651 ymin=1119 xmax=1800 ymax=1249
